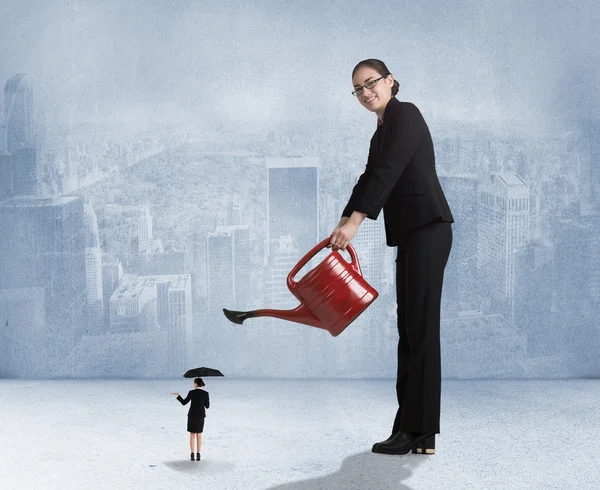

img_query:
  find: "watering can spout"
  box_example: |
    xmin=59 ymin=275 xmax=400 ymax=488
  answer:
xmin=222 ymin=308 xmax=255 ymax=325
xmin=223 ymin=237 xmax=378 ymax=337
xmin=223 ymin=304 xmax=325 ymax=330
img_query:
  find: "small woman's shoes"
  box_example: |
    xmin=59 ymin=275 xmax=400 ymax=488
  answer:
xmin=411 ymin=434 xmax=435 ymax=455
xmin=196 ymin=452 xmax=201 ymax=461
xmin=190 ymin=452 xmax=195 ymax=461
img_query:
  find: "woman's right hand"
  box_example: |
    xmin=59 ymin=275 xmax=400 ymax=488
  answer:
xmin=327 ymin=217 xmax=349 ymax=248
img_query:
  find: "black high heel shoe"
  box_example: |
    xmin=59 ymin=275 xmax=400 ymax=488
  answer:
xmin=196 ymin=452 xmax=201 ymax=461
xmin=412 ymin=434 xmax=435 ymax=455
xmin=190 ymin=452 xmax=195 ymax=461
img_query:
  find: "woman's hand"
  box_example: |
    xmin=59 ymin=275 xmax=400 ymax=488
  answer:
xmin=328 ymin=212 xmax=366 ymax=251
xmin=170 ymin=392 xmax=179 ymax=396
xmin=328 ymin=221 xmax=359 ymax=251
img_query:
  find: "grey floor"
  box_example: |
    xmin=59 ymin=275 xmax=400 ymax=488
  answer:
xmin=0 ymin=379 xmax=598 ymax=490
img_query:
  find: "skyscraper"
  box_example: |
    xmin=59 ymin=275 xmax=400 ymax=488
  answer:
xmin=4 ymin=74 xmax=33 ymax=152
xmin=438 ymin=173 xmax=479 ymax=310
xmin=0 ymin=196 xmax=87 ymax=340
xmin=4 ymin=74 xmax=36 ymax=195
xmin=84 ymin=203 xmax=103 ymax=331
xmin=590 ymin=119 xmax=600 ymax=212
xmin=266 ymin=157 xmax=318 ymax=258
xmin=477 ymin=172 xmax=530 ymax=323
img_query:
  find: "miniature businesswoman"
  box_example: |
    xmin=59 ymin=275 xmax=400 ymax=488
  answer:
xmin=170 ymin=377 xmax=210 ymax=461
xmin=328 ymin=59 xmax=454 ymax=456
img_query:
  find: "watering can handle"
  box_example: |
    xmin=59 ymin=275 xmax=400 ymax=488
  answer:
xmin=287 ymin=237 xmax=362 ymax=291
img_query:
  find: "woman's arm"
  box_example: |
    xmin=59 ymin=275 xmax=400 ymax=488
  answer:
xmin=204 ymin=392 xmax=210 ymax=409
xmin=174 ymin=391 xmax=191 ymax=405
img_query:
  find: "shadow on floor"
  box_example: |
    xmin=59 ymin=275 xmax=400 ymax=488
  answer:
xmin=163 ymin=459 xmax=236 ymax=473
xmin=264 ymin=451 xmax=422 ymax=490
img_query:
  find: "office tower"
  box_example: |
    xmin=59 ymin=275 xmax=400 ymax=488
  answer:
xmin=438 ymin=173 xmax=479 ymax=311
xmin=550 ymin=213 xmax=600 ymax=364
xmin=0 ymin=118 xmax=7 ymax=154
xmin=0 ymin=287 xmax=47 ymax=376
xmin=590 ymin=119 xmax=600 ymax=212
xmin=155 ymin=274 xmax=193 ymax=374
xmin=0 ymin=196 xmax=87 ymax=341
xmin=349 ymin=210 xmax=388 ymax=366
xmin=109 ymin=274 xmax=157 ymax=333
xmin=477 ymin=172 xmax=530 ymax=323
xmin=102 ymin=257 xmax=124 ymax=329
xmin=83 ymin=203 xmax=103 ymax=331
xmin=192 ymin=233 xmax=208 ymax=300
xmin=4 ymin=74 xmax=33 ymax=152
xmin=263 ymin=234 xmax=309 ymax=375
xmin=4 ymin=74 xmax=36 ymax=195
xmin=266 ymin=157 xmax=318 ymax=258
xmin=206 ymin=225 xmax=251 ymax=314
xmin=0 ymin=153 xmax=11 ymax=201
xmin=513 ymin=239 xmax=554 ymax=355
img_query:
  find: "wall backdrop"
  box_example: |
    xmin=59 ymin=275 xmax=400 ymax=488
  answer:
xmin=1 ymin=0 xmax=599 ymax=379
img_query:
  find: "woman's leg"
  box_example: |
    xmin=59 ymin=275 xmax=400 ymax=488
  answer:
xmin=196 ymin=433 xmax=202 ymax=453
xmin=189 ymin=432 xmax=196 ymax=452
xmin=397 ymin=221 xmax=452 ymax=434
xmin=392 ymin=246 xmax=410 ymax=434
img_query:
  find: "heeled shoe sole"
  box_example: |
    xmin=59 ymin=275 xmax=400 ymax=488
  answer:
xmin=412 ymin=448 xmax=435 ymax=455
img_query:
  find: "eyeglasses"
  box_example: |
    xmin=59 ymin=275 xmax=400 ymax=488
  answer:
xmin=352 ymin=76 xmax=385 ymax=96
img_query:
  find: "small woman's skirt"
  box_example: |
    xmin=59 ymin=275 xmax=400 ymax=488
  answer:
xmin=187 ymin=416 xmax=205 ymax=433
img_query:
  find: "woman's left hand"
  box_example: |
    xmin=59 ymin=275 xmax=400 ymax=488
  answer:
xmin=170 ymin=392 xmax=179 ymax=396
xmin=329 ymin=222 xmax=359 ymax=251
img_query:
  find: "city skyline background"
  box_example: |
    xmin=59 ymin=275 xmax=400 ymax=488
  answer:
xmin=1 ymin=0 xmax=599 ymax=379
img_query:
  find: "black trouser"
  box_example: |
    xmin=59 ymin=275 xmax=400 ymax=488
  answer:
xmin=392 ymin=219 xmax=452 ymax=434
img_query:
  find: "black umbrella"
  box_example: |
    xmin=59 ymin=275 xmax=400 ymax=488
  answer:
xmin=183 ymin=367 xmax=224 ymax=378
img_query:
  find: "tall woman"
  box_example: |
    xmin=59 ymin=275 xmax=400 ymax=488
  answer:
xmin=328 ymin=59 xmax=454 ymax=456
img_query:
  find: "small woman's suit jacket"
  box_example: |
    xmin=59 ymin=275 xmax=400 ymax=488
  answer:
xmin=342 ymin=96 xmax=454 ymax=246
xmin=177 ymin=389 xmax=210 ymax=417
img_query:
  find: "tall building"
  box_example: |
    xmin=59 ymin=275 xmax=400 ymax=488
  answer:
xmin=83 ymin=203 xmax=103 ymax=331
xmin=101 ymin=257 xmax=124 ymax=328
xmin=4 ymin=74 xmax=33 ymax=152
xmin=0 ymin=153 xmax=11 ymax=201
xmin=266 ymin=157 xmax=318 ymax=258
xmin=263 ymin=234 xmax=309 ymax=374
xmin=4 ymin=74 xmax=36 ymax=196
xmin=550 ymin=213 xmax=600 ymax=365
xmin=590 ymin=119 xmax=600 ymax=212
xmin=155 ymin=274 xmax=193 ymax=374
xmin=0 ymin=196 xmax=87 ymax=340
xmin=438 ymin=173 xmax=479 ymax=310
xmin=109 ymin=274 xmax=157 ymax=333
xmin=477 ymin=172 xmax=530 ymax=323
xmin=513 ymin=239 xmax=554 ymax=355
xmin=206 ymin=225 xmax=251 ymax=314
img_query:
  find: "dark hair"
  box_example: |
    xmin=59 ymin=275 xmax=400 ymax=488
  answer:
xmin=352 ymin=59 xmax=399 ymax=96
xmin=194 ymin=377 xmax=205 ymax=387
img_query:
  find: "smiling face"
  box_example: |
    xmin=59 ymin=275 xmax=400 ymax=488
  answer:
xmin=352 ymin=66 xmax=394 ymax=117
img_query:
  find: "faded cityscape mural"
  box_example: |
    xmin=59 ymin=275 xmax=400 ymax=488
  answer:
xmin=1 ymin=0 xmax=598 ymax=379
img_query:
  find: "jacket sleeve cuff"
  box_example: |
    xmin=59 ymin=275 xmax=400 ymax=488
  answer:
xmin=352 ymin=199 xmax=382 ymax=220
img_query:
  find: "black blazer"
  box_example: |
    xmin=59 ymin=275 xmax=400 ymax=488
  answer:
xmin=342 ymin=97 xmax=454 ymax=246
xmin=177 ymin=389 xmax=210 ymax=418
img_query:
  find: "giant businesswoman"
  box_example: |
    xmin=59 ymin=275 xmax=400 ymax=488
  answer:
xmin=328 ymin=59 xmax=454 ymax=456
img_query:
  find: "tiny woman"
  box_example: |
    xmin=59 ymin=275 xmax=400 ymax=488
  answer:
xmin=171 ymin=377 xmax=210 ymax=461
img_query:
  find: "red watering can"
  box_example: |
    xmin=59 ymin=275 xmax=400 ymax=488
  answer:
xmin=222 ymin=237 xmax=378 ymax=337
